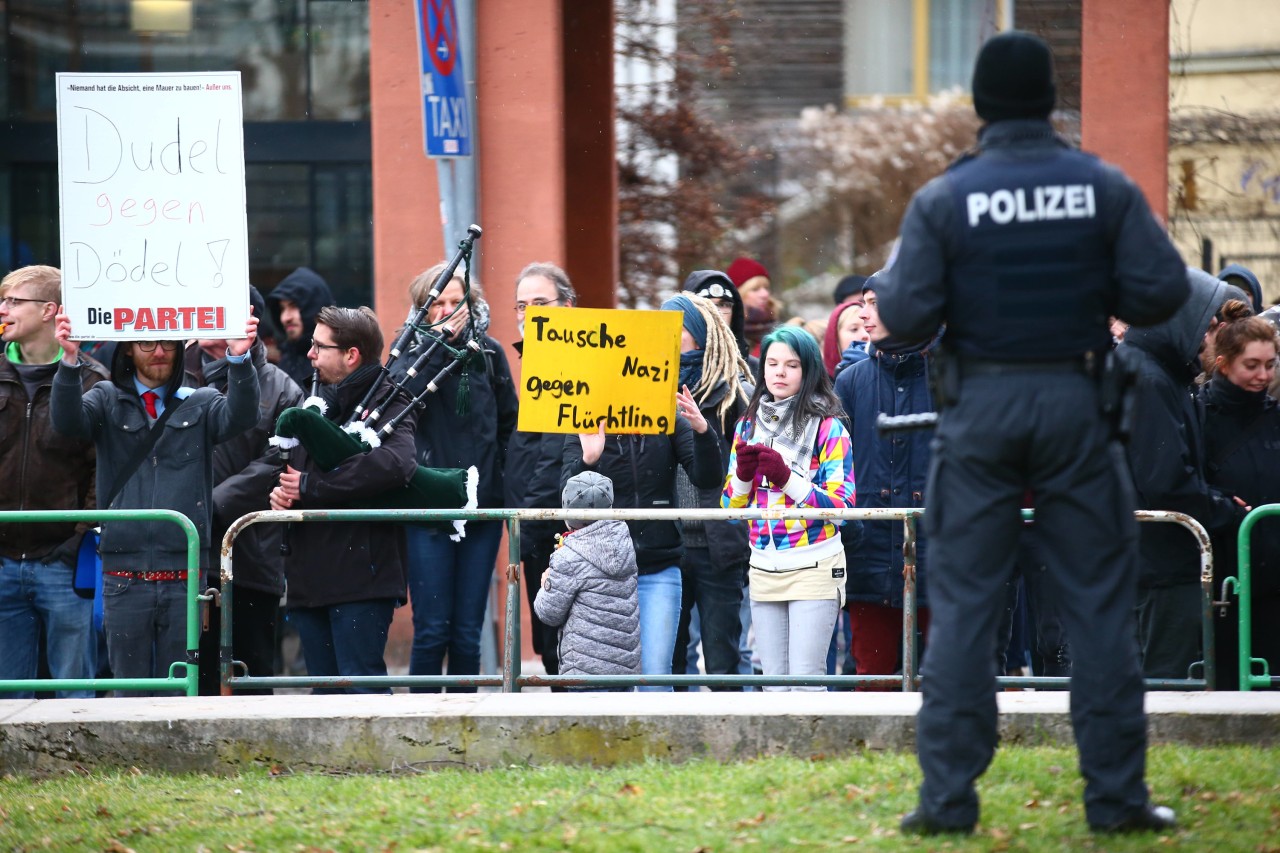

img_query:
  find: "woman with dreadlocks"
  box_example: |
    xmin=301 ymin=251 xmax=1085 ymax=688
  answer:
xmin=396 ymin=262 xmax=518 ymax=692
xmin=722 ymin=325 xmax=854 ymax=690
xmin=663 ymin=293 xmax=754 ymax=689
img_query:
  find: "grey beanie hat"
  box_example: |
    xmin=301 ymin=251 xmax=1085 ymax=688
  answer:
xmin=562 ymin=471 xmax=614 ymax=529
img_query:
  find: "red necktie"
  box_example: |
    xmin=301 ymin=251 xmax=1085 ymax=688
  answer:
xmin=142 ymin=390 xmax=160 ymax=419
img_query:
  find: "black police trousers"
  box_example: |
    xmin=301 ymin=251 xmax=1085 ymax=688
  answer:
xmin=915 ymin=369 xmax=1149 ymax=829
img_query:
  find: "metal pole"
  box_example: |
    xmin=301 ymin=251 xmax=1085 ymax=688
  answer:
xmin=503 ymin=517 xmax=522 ymax=693
xmin=901 ymin=513 xmax=919 ymax=692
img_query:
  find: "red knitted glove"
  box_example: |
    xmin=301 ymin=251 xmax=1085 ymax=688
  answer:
xmin=735 ymin=442 xmax=761 ymax=481
xmin=755 ymin=445 xmax=793 ymax=487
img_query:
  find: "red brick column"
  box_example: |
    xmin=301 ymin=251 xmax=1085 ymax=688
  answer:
xmin=1080 ymin=0 xmax=1170 ymax=220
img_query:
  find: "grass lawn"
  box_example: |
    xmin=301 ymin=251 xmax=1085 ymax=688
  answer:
xmin=0 ymin=746 xmax=1277 ymax=851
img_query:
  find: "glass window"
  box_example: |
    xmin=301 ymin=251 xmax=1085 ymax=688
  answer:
xmin=929 ymin=0 xmax=998 ymax=93
xmin=3 ymin=1 xmax=368 ymax=122
xmin=309 ymin=1 xmax=372 ymax=121
xmin=6 ymin=165 xmax=58 ymax=272
xmin=844 ymin=0 xmax=914 ymax=97
xmin=245 ymin=163 xmax=372 ymax=308
xmin=844 ymin=0 xmax=1000 ymax=100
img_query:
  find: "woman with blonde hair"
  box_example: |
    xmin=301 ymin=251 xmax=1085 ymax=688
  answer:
xmin=396 ymin=262 xmax=519 ymax=692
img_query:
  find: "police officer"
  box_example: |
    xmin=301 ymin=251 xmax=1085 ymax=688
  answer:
xmin=876 ymin=32 xmax=1189 ymax=834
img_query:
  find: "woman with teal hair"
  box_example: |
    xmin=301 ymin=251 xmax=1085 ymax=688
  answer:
xmin=721 ymin=325 xmax=854 ymax=690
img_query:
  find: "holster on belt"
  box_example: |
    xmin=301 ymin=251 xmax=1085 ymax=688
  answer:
xmin=1099 ymin=346 xmax=1139 ymax=442
xmin=928 ymin=343 xmax=960 ymax=410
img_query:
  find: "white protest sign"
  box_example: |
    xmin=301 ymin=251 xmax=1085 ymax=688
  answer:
xmin=56 ymin=71 xmax=249 ymax=340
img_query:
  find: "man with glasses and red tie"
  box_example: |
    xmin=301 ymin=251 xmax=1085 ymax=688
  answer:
xmin=50 ymin=305 xmax=259 ymax=693
xmin=0 ymin=265 xmax=110 ymax=698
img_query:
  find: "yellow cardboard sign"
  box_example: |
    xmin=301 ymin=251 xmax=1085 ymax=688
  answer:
xmin=517 ymin=307 xmax=681 ymax=434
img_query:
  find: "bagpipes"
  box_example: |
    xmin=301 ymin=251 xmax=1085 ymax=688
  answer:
xmin=269 ymin=225 xmax=484 ymax=543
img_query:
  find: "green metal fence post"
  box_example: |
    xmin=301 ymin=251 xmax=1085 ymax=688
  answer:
xmin=0 ymin=509 xmax=200 ymax=695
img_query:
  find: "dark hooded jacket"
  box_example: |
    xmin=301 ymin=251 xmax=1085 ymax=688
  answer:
xmin=682 ymin=270 xmax=751 ymax=362
xmin=1219 ymin=264 xmax=1264 ymax=314
xmin=184 ymin=338 xmax=304 ymax=595
xmin=835 ymin=338 xmax=934 ymax=608
xmin=267 ymin=267 xmax=334 ymax=388
xmin=394 ymin=332 xmax=518 ymax=509
xmin=50 ymin=340 xmax=260 ymax=572
xmin=1121 ymin=269 xmax=1250 ymax=588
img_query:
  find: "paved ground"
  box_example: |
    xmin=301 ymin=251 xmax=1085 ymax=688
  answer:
xmin=2 ymin=691 xmax=1277 ymax=776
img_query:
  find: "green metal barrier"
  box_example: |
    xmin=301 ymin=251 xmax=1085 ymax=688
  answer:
xmin=0 ymin=509 xmax=202 ymax=697
xmin=1232 ymin=504 xmax=1279 ymax=691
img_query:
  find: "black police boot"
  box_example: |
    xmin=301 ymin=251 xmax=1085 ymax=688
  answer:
xmin=899 ymin=810 xmax=975 ymax=836
xmin=1090 ymin=804 xmax=1177 ymax=834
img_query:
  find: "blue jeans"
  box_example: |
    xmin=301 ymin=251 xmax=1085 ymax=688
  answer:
xmin=289 ymin=599 xmax=395 ymax=694
xmin=637 ymin=566 xmax=682 ymax=692
xmin=102 ymin=573 xmax=188 ymax=695
xmin=0 ymin=557 xmax=95 ymax=699
xmin=405 ymin=521 xmax=503 ymax=693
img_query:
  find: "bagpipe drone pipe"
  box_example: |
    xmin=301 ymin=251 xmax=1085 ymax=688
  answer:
xmin=270 ymin=226 xmax=483 ymax=543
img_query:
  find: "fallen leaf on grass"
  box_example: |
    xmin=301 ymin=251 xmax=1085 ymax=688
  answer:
xmin=96 ymin=806 xmax=112 ymax=818
xmin=106 ymin=841 xmax=136 ymax=853
xmin=618 ymin=783 xmax=643 ymax=796
xmin=735 ymin=812 xmax=767 ymax=828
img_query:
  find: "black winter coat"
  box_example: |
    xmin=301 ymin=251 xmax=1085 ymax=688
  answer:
xmin=562 ymin=418 xmax=724 ymax=574
xmin=1122 ymin=269 xmax=1249 ymax=588
xmin=395 ymin=334 xmax=518 ymax=508
xmin=836 ymin=342 xmax=933 ymax=608
xmin=505 ymin=428 xmax=568 ymax=554
xmin=266 ymin=267 xmax=333 ymax=389
xmin=1201 ymin=373 xmax=1280 ymax=597
xmin=239 ymin=365 xmax=418 ymax=608
xmin=186 ymin=342 xmax=305 ymax=595
xmin=678 ymin=379 xmax=750 ymax=574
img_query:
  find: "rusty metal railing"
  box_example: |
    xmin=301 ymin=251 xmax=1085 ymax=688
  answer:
xmin=215 ymin=507 xmax=1215 ymax=693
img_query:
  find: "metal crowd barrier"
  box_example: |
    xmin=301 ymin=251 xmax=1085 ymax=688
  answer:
xmin=0 ymin=509 xmax=202 ymax=696
xmin=1232 ymin=504 xmax=1280 ymax=691
xmin=214 ymin=507 xmax=1216 ymax=694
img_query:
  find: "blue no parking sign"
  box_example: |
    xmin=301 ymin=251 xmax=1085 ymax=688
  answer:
xmin=414 ymin=0 xmax=472 ymax=158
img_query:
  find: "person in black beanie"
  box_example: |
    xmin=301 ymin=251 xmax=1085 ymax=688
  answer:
xmin=875 ymin=30 xmax=1188 ymax=836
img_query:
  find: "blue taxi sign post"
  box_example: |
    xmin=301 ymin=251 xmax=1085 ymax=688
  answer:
xmin=414 ymin=0 xmax=472 ymax=158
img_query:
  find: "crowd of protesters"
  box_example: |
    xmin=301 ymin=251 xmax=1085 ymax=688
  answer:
xmin=2 ymin=251 xmax=1275 ymax=700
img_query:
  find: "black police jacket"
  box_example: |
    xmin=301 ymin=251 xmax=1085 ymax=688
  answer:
xmin=876 ymin=119 xmax=1188 ymax=356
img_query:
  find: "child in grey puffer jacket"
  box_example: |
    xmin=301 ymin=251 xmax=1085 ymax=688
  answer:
xmin=534 ymin=472 xmax=641 ymax=681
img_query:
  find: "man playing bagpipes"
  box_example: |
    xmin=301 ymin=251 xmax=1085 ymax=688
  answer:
xmin=262 ymin=305 xmax=420 ymax=693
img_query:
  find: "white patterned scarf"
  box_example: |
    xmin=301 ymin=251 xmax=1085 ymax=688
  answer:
xmin=749 ymin=395 xmax=821 ymax=477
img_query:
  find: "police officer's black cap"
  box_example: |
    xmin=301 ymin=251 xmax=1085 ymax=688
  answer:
xmin=971 ymin=31 xmax=1056 ymax=123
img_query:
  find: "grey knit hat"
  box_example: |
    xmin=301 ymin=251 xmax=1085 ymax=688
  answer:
xmin=562 ymin=471 xmax=614 ymax=529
